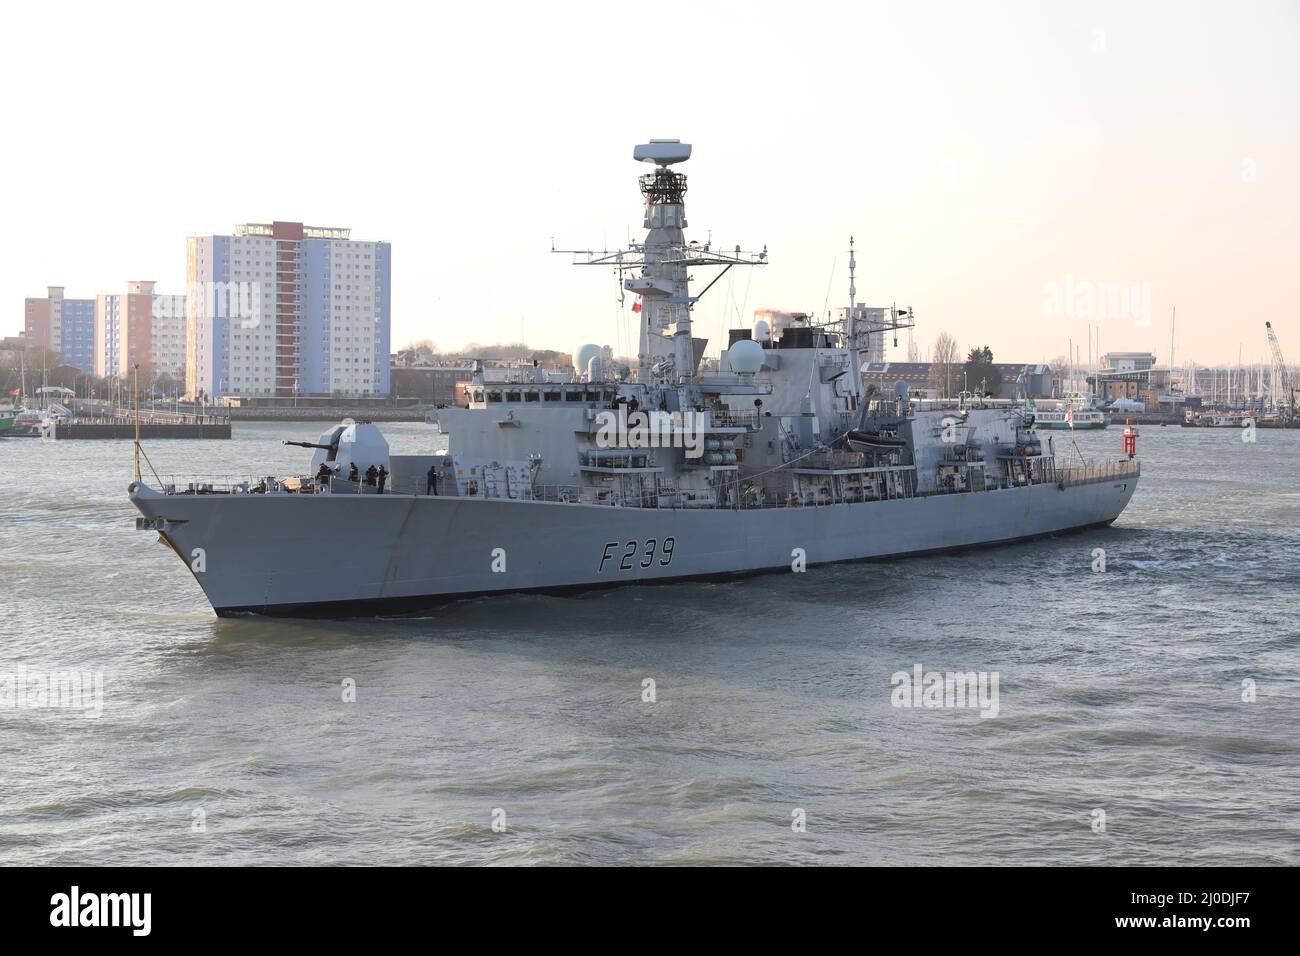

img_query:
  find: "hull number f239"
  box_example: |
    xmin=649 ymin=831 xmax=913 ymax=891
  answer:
xmin=599 ymin=538 xmax=676 ymax=573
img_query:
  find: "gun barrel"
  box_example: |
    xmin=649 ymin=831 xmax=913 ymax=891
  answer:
xmin=282 ymin=440 xmax=332 ymax=449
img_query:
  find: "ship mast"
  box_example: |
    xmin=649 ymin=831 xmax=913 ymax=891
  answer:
xmin=554 ymin=140 xmax=767 ymax=385
xmin=634 ymin=145 xmax=692 ymax=383
xmin=844 ymin=236 xmax=863 ymax=369
xmin=848 ymin=235 xmax=857 ymax=310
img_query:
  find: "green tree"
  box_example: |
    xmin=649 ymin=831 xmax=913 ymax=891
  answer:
xmin=963 ymin=346 xmax=1002 ymax=396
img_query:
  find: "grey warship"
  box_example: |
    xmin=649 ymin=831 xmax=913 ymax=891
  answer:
xmin=129 ymin=140 xmax=1139 ymax=617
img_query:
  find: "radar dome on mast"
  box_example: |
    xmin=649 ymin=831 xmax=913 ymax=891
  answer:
xmin=633 ymin=139 xmax=692 ymax=166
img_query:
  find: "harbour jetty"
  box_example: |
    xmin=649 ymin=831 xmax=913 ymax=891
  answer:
xmin=227 ymin=405 xmax=429 ymax=422
xmin=54 ymin=417 xmax=231 ymax=439
xmin=222 ymin=395 xmax=431 ymax=422
xmin=50 ymin=403 xmax=231 ymax=440
xmin=2 ymin=397 xmax=232 ymax=439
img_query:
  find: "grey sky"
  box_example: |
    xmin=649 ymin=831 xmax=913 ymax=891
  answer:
xmin=3 ymin=0 xmax=1296 ymax=366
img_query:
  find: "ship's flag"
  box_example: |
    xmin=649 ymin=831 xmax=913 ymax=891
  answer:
xmin=630 ymin=273 xmax=642 ymax=313
xmin=1065 ymin=405 xmax=1074 ymax=428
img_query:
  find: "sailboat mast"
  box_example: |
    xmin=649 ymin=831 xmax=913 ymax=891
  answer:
xmin=133 ymin=363 xmax=141 ymax=483
xmin=1169 ymin=306 xmax=1176 ymax=380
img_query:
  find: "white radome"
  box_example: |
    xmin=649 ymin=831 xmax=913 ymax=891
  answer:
xmin=575 ymin=344 xmax=601 ymax=380
xmin=728 ymin=338 xmax=764 ymax=375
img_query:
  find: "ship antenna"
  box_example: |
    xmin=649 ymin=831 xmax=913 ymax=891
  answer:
xmin=822 ymin=256 xmax=838 ymax=321
xmin=848 ymin=235 xmax=857 ymax=309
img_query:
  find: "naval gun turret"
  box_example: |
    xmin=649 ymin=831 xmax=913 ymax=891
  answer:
xmin=284 ymin=420 xmax=390 ymax=480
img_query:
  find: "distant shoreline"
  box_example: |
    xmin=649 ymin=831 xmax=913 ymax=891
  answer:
xmin=228 ymin=407 xmax=433 ymax=422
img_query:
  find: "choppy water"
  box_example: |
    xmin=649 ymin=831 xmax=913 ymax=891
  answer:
xmin=1 ymin=422 xmax=1297 ymax=865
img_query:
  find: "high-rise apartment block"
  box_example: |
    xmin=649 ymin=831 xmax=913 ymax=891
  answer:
xmin=95 ymin=281 xmax=186 ymax=380
xmin=24 ymin=286 xmax=96 ymax=372
xmin=186 ymin=221 xmax=391 ymax=400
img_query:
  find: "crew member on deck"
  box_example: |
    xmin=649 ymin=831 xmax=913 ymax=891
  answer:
xmin=349 ymin=463 xmax=359 ymax=485
xmin=426 ymin=464 xmax=439 ymax=496
xmin=316 ymin=463 xmax=332 ymax=491
xmin=377 ymin=464 xmax=387 ymax=495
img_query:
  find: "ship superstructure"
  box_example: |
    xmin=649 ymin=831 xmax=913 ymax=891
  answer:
xmin=130 ymin=141 xmax=1139 ymax=617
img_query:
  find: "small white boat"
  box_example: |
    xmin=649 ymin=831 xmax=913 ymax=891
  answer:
xmin=1029 ymin=394 xmax=1108 ymax=430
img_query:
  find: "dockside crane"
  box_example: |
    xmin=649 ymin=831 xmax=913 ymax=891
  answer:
xmin=1265 ymin=321 xmax=1295 ymax=421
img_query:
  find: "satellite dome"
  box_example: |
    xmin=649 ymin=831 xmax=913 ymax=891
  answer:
xmin=575 ymin=344 xmax=601 ymax=380
xmin=729 ymin=338 xmax=764 ymax=375
xmin=752 ymin=318 xmax=771 ymax=343
xmin=893 ymin=379 xmax=910 ymax=402
xmin=586 ymin=355 xmax=605 ymax=382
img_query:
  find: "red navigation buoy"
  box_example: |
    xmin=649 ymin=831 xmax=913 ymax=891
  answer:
xmin=1122 ymin=419 xmax=1138 ymax=459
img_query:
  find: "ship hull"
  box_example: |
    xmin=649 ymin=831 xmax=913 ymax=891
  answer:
xmin=130 ymin=474 xmax=1138 ymax=618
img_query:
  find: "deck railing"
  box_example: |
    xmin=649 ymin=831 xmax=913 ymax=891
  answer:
xmin=708 ymin=408 xmax=759 ymax=429
xmin=1055 ymin=459 xmax=1140 ymax=487
xmin=146 ymin=457 xmax=1140 ymax=504
xmin=153 ymin=474 xmax=436 ymax=496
